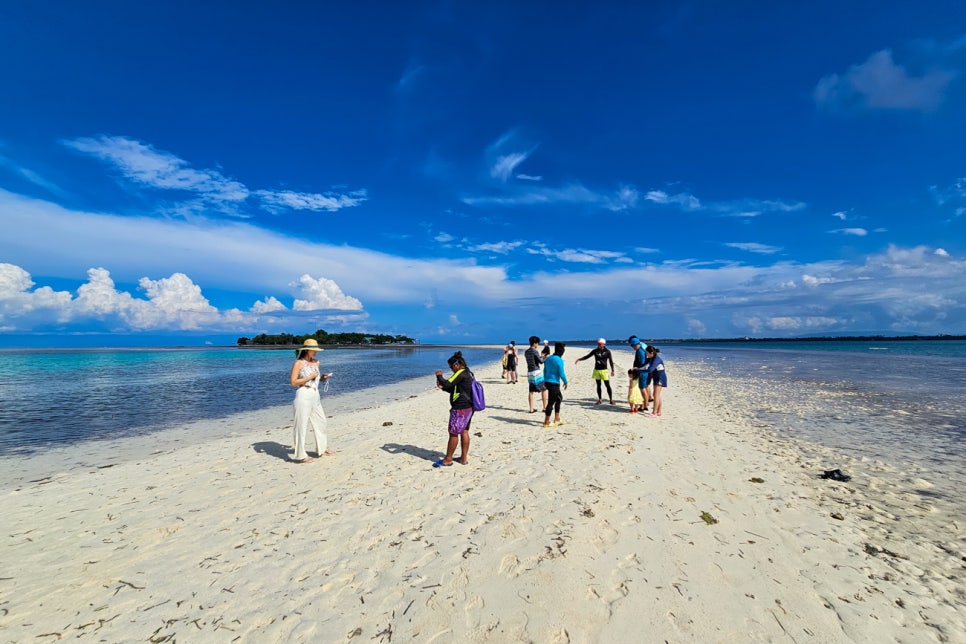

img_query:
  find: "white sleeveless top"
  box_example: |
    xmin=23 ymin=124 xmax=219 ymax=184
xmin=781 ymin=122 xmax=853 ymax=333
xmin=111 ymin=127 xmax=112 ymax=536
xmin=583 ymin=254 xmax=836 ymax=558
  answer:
xmin=298 ymin=361 xmax=321 ymax=390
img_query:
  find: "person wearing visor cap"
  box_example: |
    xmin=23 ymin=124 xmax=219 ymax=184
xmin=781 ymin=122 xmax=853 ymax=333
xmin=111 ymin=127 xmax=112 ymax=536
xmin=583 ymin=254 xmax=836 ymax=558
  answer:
xmin=627 ymin=336 xmax=652 ymax=412
xmin=574 ymin=338 xmax=615 ymax=404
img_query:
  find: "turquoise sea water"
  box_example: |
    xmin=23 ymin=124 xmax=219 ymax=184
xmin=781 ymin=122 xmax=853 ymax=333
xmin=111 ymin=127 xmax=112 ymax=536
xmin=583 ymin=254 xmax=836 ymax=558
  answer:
xmin=0 ymin=345 xmax=500 ymax=455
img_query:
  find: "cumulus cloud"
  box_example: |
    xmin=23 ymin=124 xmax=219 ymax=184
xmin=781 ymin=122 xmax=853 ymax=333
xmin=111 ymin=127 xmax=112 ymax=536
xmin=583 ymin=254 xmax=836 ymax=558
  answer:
xmin=251 ymin=296 xmax=287 ymax=313
xmin=1 ymin=265 xmax=232 ymax=331
xmin=814 ymin=49 xmax=957 ymax=112
xmin=290 ymin=274 xmax=364 ymax=311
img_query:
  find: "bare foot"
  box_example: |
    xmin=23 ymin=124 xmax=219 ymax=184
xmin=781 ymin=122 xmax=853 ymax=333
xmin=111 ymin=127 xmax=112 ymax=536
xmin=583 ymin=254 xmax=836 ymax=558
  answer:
xmin=293 ymin=457 xmax=314 ymax=463
xmin=323 ymin=450 xmax=334 ymax=455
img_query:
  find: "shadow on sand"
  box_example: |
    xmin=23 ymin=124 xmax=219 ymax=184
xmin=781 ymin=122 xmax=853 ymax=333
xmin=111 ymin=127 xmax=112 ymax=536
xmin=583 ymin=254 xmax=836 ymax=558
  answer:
xmin=381 ymin=442 xmax=440 ymax=463
xmin=252 ymin=441 xmax=293 ymax=462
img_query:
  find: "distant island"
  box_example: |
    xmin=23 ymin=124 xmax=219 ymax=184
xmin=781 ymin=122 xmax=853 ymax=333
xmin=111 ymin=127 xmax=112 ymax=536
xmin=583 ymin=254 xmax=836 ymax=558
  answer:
xmin=237 ymin=329 xmax=416 ymax=346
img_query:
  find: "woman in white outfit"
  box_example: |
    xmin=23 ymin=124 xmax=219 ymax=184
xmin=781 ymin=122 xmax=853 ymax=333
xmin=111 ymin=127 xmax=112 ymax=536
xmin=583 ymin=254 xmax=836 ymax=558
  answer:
xmin=289 ymin=338 xmax=332 ymax=463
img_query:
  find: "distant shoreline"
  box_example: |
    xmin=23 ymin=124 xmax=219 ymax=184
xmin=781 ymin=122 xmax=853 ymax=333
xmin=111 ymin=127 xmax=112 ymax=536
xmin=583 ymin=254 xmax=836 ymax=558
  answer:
xmin=236 ymin=335 xmax=966 ymax=350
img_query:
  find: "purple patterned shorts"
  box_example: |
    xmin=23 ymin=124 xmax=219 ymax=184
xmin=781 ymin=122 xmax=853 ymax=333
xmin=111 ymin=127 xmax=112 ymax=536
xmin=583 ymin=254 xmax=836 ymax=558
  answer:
xmin=448 ymin=408 xmax=474 ymax=435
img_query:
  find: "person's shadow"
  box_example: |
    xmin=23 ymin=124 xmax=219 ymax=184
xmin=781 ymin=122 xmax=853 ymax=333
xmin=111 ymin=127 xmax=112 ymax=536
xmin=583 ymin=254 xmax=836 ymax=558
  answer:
xmin=253 ymin=441 xmax=292 ymax=461
xmin=381 ymin=442 xmax=439 ymax=463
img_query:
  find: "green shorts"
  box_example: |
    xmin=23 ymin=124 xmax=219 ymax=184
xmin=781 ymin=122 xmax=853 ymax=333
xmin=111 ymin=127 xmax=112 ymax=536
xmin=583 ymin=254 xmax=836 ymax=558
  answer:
xmin=592 ymin=369 xmax=609 ymax=381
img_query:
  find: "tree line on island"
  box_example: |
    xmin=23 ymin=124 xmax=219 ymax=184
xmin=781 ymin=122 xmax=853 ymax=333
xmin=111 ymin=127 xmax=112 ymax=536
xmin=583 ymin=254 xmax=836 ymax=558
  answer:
xmin=237 ymin=329 xmax=416 ymax=346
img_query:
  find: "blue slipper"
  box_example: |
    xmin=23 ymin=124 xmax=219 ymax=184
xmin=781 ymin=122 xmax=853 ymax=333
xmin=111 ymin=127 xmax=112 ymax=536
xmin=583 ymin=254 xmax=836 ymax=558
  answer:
xmin=432 ymin=459 xmax=454 ymax=468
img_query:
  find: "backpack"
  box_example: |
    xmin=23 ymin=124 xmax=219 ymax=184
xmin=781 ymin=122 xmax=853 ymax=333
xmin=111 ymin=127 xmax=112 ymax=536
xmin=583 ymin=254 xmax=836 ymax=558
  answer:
xmin=471 ymin=378 xmax=486 ymax=411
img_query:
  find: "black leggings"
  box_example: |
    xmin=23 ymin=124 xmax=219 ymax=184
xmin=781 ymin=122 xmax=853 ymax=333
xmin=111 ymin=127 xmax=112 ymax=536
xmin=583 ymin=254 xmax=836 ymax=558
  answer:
xmin=544 ymin=383 xmax=563 ymax=416
xmin=596 ymin=379 xmax=613 ymax=400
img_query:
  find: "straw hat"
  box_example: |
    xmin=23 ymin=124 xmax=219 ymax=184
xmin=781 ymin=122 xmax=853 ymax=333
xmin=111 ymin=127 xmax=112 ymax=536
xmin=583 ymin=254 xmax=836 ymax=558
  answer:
xmin=295 ymin=338 xmax=324 ymax=353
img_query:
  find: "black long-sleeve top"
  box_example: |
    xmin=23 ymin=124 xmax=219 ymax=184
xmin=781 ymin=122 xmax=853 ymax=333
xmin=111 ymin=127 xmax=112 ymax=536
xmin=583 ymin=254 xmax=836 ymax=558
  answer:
xmin=576 ymin=347 xmax=614 ymax=370
xmin=436 ymin=369 xmax=475 ymax=409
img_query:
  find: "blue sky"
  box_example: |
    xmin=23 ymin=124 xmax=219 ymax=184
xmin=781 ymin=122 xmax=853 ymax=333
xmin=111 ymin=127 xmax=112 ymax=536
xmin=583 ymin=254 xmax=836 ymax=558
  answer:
xmin=2 ymin=2 xmax=965 ymax=346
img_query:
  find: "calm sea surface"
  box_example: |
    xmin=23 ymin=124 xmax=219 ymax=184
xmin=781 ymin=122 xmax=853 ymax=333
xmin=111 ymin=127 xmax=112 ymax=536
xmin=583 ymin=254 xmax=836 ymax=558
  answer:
xmin=668 ymin=340 xmax=966 ymax=503
xmin=0 ymin=345 xmax=501 ymax=455
xmin=2 ymin=341 xmax=963 ymax=502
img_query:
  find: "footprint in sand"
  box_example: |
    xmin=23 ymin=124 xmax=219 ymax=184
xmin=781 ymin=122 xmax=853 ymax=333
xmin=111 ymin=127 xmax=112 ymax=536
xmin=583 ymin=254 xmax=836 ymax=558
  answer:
xmin=591 ymin=520 xmax=619 ymax=552
xmin=321 ymin=572 xmax=356 ymax=594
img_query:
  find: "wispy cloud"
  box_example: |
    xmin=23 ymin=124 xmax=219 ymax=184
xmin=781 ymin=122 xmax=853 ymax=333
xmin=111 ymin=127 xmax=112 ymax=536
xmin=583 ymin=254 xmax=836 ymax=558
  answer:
xmin=829 ymin=227 xmax=868 ymax=236
xmin=255 ymin=189 xmax=368 ymax=214
xmin=63 ymin=135 xmax=366 ymax=216
xmin=814 ymin=49 xmax=958 ymax=112
xmin=64 ymin=136 xmax=250 ymax=201
xmin=527 ymin=245 xmax=628 ymax=264
xmin=463 ymin=182 xmax=637 ymax=210
xmin=490 ymin=151 xmax=531 ymax=182
xmin=465 ymin=240 xmax=525 ymax=254
xmin=725 ymin=242 xmax=783 ymax=255
xmin=0 ymin=154 xmax=65 ymax=196
xmin=645 ymin=189 xmax=700 ymax=210
xmin=397 ymin=61 xmax=426 ymax=89
xmin=645 ymin=189 xmax=804 ymax=218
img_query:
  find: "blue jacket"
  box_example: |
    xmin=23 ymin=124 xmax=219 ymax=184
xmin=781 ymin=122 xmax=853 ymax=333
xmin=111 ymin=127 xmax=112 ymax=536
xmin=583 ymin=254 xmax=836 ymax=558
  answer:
xmin=543 ymin=355 xmax=568 ymax=385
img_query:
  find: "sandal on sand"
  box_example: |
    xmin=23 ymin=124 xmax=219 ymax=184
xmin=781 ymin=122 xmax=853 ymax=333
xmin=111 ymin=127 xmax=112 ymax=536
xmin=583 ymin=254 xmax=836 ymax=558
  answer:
xmin=293 ymin=457 xmax=314 ymax=463
xmin=432 ymin=459 xmax=454 ymax=468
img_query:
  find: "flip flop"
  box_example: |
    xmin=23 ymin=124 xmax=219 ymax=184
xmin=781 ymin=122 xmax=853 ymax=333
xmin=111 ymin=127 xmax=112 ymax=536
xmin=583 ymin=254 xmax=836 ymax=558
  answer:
xmin=432 ymin=459 xmax=454 ymax=468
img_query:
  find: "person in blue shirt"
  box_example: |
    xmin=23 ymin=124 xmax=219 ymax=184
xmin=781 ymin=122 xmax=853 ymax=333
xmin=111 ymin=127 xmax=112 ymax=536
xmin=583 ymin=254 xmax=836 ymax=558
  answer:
xmin=628 ymin=335 xmax=651 ymax=412
xmin=542 ymin=342 xmax=569 ymax=427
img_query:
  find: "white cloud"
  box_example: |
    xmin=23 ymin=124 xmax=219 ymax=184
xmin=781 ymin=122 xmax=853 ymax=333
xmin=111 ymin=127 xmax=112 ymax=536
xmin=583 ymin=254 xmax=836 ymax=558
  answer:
xmin=1 ymin=264 xmax=242 ymax=331
xmin=526 ymin=245 xmax=628 ymax=264
xmin=435 ymin=232 xmax=456 ymax=243
xmin=463 ymin=182 xmax=635 ymax=210
xmin=255 ymin=188 xmax=368 ymax=213
xmin=466 ymin=240 xmax=524 ymax=254
xmin=491 ymin=152 xmax=530 ymax=182
xmin=63 ymin=135 xmax=366 ymax=215
xmin=290 ymin=274 xmax=364 ymax=311
xmin=645 ymin=190 xmax=701 ymax=210
xmin=829 ymin=227 xmax=868 ymax=236
xmin=814 ymin=49 xmax=957 ymax=112
xmin=251 ymin=296 xmax=287 ymax=313
xmin=725 ymin=242 xmax=783 ymax=255
xmin=64 ymin=136 xmax=249 ymax=201
xmin=516 ymin=173 xmax=543 ymax=181
xmin=644 ymin=190 xmax=804 ymax=217
xmin=0 ymin=154 xmax=64 ymax=195
xmin=832 ymin=211 xmax=848 ymax=220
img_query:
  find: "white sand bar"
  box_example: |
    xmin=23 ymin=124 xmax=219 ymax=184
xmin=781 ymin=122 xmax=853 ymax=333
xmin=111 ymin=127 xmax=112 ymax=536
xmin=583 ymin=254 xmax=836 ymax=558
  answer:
xmin=1 ymin=352 xmax=963 ymax=642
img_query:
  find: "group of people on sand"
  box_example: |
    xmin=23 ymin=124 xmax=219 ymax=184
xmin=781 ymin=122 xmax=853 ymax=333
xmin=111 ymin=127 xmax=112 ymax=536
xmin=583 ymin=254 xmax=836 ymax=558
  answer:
xmin=286 ymin=334 xmax=666 ymax=467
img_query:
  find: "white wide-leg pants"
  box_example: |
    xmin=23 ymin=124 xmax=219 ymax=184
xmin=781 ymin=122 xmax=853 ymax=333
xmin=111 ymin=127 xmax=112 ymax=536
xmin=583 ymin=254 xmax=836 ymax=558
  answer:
xmin=292 ymin=387 xmax=328 ymax=460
